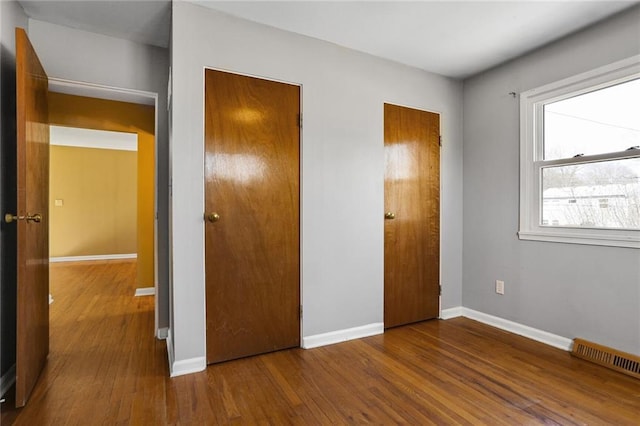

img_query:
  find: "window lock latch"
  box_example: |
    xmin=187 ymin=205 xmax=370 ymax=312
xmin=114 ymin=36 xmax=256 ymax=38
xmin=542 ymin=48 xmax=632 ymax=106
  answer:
xmin=626 ymin=145 xmax=639 ymax=151
xmin=573 ymin=153 xmax=584 ymax=158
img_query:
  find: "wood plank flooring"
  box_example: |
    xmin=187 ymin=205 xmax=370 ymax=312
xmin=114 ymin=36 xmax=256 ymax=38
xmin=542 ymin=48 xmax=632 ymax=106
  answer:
xmin=2 ymin=260 xmax=639 ymax=424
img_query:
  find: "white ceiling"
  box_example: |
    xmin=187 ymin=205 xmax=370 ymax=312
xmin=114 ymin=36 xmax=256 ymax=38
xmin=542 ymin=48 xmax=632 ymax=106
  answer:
xmin=18 ymin=0 xmax=172 ymax=48
xmin=18 ymin=1 xmax=639 ymax=79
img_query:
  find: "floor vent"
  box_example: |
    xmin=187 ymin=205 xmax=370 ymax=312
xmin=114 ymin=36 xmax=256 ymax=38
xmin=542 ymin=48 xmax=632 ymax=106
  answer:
xmin=572 ymin=338 xmax=640 ymax=380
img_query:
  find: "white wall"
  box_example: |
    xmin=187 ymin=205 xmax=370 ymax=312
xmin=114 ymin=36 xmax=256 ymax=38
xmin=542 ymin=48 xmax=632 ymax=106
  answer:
xmin=170 ymin=1 xmax=463 ymax=370
xmin=28 ymin=20 xmax=167 ymax=95
xmin=463 ymin=6 xmax=640 ymax=354
xmin=27 ymin=20 xmax=171 ymax=331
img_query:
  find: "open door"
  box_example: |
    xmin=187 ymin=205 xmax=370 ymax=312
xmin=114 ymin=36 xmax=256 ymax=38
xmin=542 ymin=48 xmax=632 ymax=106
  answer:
xmin=10 ymin=28 xmax=50 ymax=407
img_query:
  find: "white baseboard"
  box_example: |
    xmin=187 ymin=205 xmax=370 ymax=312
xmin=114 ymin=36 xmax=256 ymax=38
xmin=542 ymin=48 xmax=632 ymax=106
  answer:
xmin=162 ymin=309 xmax=571 ymax=377
xmin=170 ymin=357 xmax=206 ymax=377
xmin=442 ymin=306 xmax=573 ymax=351
xmin=164 ymin=322 xmax=384 ymax=377
xmin=166 ymin=331 xmax=206 ymax=377
xmin=440 ymin=306 xmax=463 ymax=320
xmin=157 ymin=327 xmax=168 ymax=340
xmin=302 ymin=322 xmax=384 ymax=349
xmin=0 ymin=364 xmax=16 ymax=398
xmin=462 ymin=308 xmax=573 ymax=351
xmin=134 ymin=287 xmax=155 ymax=297
xmin=50 ymin=253 xmax=137 ymax=263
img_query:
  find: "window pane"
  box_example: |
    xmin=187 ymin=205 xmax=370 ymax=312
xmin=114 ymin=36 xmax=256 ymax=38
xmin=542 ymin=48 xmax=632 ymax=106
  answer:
xmin=542 ymin=158 xmax=640 ymax=229
xmin=544 ymin=78 xmax=640 ymax=160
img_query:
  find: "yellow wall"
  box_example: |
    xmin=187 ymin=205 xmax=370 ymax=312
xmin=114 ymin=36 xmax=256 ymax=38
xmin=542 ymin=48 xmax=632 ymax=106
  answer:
xmin=49 ymin=93 xmax=155 ymax=288
xmin=50 ymin=145 xmax=137 ymax=256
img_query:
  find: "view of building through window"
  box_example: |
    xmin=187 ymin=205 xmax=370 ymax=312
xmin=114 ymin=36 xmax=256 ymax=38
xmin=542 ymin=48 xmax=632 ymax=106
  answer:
xmin=541 ymin=78 xmax=640 ymax=230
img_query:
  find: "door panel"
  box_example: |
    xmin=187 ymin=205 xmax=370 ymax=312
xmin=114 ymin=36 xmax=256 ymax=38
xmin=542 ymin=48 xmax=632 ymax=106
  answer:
xmin=384 ymin=103 xmax=440 ymax=329
xmin=204 ymin=70 xmax=300 ymax=364
xmin=14 ymin=28 xmax=50 ymax=407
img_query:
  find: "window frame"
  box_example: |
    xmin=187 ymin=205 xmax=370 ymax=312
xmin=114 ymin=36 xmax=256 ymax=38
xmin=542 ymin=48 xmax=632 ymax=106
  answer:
xmin=519 ymin=55 xmax=640 ymax=249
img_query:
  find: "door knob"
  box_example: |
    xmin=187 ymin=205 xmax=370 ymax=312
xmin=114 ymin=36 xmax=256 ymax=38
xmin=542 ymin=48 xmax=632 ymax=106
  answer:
xmin=385 ymin=212 xmax=396 ymax=220
xmin=206 ymin=212 xmax=220 ymax=223
xmin=5 ymin=213 xmax=22 ymax=223
xmin=4 ymin=213 xmax=41 ymax=223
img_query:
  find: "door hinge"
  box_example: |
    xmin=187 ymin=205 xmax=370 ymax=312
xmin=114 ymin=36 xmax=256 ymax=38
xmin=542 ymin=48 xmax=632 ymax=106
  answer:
xmin=439 ymin=285 xmax=442 ymax=295
xmin=439 ymin=136 xmax=442 ymax=147
xmin=298 ymin=114 xmax=303 ymax=129
xmin=299 ymin=305 xmax=303 ymax=319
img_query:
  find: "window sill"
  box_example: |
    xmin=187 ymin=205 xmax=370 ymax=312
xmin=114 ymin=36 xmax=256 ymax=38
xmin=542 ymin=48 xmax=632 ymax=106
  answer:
xmin=518 ymin=230 xmax=640 ymax=249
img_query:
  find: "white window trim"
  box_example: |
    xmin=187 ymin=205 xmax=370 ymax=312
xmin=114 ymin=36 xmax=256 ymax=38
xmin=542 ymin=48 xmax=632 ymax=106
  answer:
xmin=519 ymin=55 xmax=640 ymax=249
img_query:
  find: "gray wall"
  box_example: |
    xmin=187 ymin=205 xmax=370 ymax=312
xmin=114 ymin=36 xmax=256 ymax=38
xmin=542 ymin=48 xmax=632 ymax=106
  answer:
xmin=170 ymin=2 xmax=463 ymax=366
xmin=27 ymin=20 xmax=171 ymax=331
xmin=463 ymin=6 xmax=640 ymax=354
xmin=0 ymin=0 xmax=28 ymax=385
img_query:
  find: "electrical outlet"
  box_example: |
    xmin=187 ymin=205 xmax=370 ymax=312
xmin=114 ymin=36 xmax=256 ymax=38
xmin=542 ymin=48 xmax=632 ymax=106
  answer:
xmin=496 ymin=280 xmax=505 ymax=295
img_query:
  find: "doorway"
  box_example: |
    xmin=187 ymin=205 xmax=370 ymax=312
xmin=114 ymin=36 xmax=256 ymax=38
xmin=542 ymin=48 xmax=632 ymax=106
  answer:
xmin=47 ymin=92 xmax=156 ymax=297
xmin=204 ymin=69 xmax=301 ymax=364
xmin=384 ymin=103 xmax=441 ymax=328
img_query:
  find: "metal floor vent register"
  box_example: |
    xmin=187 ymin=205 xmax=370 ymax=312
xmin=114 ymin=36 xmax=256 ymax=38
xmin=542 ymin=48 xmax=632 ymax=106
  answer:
xmin=572 ymin=338 xmax=640 ymax=380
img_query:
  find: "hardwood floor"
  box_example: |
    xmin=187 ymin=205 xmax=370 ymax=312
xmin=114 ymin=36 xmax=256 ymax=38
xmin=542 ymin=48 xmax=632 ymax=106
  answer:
xmin=2 ymin=260 xmax=639 ymax=424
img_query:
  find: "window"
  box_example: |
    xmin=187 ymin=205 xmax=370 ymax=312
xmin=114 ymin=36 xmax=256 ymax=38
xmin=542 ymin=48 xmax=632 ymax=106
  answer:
xmin=519 ymin=55 xmax=640 ymax=248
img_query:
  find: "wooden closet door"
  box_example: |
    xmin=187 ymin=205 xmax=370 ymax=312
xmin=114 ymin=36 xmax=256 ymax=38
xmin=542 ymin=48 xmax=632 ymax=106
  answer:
xmin=204 ymin=70 xmax=300 ymax=363
xmin=384 ymin=103 xmax=440 ymax=328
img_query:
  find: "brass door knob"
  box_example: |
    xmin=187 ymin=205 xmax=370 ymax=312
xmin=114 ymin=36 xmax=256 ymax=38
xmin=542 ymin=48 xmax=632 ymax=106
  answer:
xmin=4 ymin=213 xmax=41 ymax=223
xmin=5 ymin=213 xmax=21 ymax=223
xmin=385 ymin=212 xmax=396 ymax=220
xmin=206 ymin=212 xmax=220 ymax=223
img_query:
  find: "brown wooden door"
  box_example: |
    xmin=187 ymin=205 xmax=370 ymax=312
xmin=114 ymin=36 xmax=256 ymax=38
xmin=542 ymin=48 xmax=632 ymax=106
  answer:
xmin=204 ymin=69 xmax=300 ymax=364
xmin=384 ymin=103 xmax=440 ymax=329
xmin=14 ymin=28 xmax=50 ymax=407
